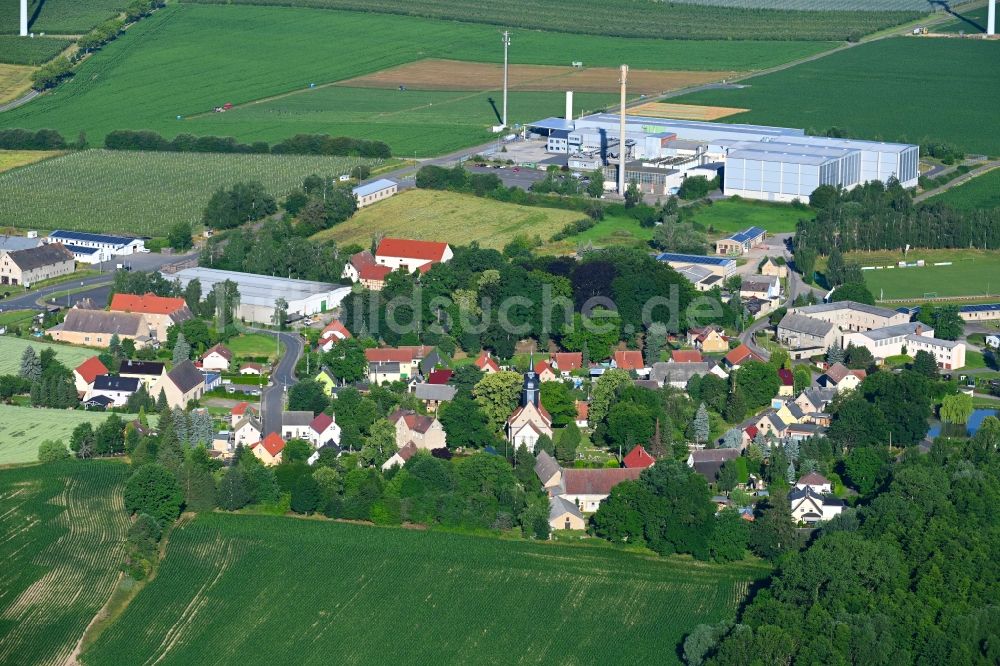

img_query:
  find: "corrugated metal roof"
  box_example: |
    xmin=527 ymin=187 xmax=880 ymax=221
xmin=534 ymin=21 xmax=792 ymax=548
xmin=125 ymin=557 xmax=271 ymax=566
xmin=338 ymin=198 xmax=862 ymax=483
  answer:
xmin=50 ymin=230 xmax=142 ymax=246
xmin=352 ymin=179 xmax=397 ymax=197
xmin=657 ymin=252 xmax=735 ymax=267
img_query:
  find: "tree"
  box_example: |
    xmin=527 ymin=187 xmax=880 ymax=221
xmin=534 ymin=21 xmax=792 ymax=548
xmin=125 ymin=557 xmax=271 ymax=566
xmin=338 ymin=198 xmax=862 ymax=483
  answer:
xmin=70 ymin=422 xmax=95 ymax=458
xmin=708 ymin=508 xmax=748 ymax=562
xmin=350 ymin=164 xmax=372 ymax=180
xmin=624 ymin=181 xmax=641 ymax=208
xmin=718 ymin=460 xmax=738 ymax=492
xmin=591 ymin=480 xmax=649 ymax=544
xmin=124 ymin=464 xmax=184 ymax=524
xmin=749 ymin=490 xmax=796 ymax=560
xmin=793 ymin=365 xmax=812 ymax=394
xmin=845 ymin=344 xmax=875 ymax=371
xmin=843 ymin=446 xmax=889 ymax=495
xmin=19 ymin=346 xmax=41 ymax=382
xmin=560 ymin=311 xmax=621 ymax=361
xmin=323 ymin=338 xmax=369 ymax=384
xmin=912 ymin=350 xmax=938 ymax=378
xmin=38 ymin=439 xmax=70 ymax=462
xmin=586 ymin=169 xmax=604 ymax=197
xmin=172 ymin=332 xmax=191 ymax=364
xmin=540 ymin=381 xmax=577 ymax=427
xmin=826 ymin=342 xmax=845 ymax=365
xmin=829 ymin=282 xmax=875 ymax=305
xmin=723 ymin=387 xmax=747 ymax=423
xmin=272 ymin=297 xmax=288 ymax=329
xmin=684 ymin=621 xmax=732 ymax=666
xmin=167 ymin=220 xmax=194 ymax=251
xmin=439 ymin=392 xmax=496 ymax=449
xmin=644 ymin=323 xmax=667 ymax=366
xmin=678 ymin=175 xmax=716 ymax=200
xmin=473 ymin=371 xmax=522 ymax=433
xmin=555 ymin=421 xmax=582 ymax=464
xmin=290 ymin=474 xmax=321 ymax=514
xmin=288 ymin=379 xmax=330 ymax=414
xmin=734 ymin=362 xmax=780 ymax=412
xmin=282 ymin=438 xmax=314 ymax=466
xmin=589 ymin=369 xmax=631 ymax=427
xmin=721 ymin=428 xmax=742 ymax=449
xmin=217 ymin=466 xmax=250 ymax=511
xmin=940 ymin=392 xmax=973 ymax=425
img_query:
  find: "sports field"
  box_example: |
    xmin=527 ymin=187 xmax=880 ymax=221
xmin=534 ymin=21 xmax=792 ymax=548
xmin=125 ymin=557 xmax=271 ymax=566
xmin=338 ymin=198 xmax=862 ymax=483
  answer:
xmin=0 ymin=461 xmax=130 ymax=666
xmin=1 ymin=4 xmax=835 ymax=156
xmin=0 ymin=336 xmax=95 ymax=375
xmin=690 ymin=198 xmax=815 ymax=235
xmin=927 ymin=168 xmax=1000 ymax=211
xmin=81 ymin=512 xmax=769 ymax=665
xmin=0 ymin=149 xmax=381 ymax=235
xmin=854 ymin=249 xmax=1000 ymax=301
xmin=313 ymin=189 xmax=587 ymax=250
xmin=676 ymin=38 xmax=1000 ymax=155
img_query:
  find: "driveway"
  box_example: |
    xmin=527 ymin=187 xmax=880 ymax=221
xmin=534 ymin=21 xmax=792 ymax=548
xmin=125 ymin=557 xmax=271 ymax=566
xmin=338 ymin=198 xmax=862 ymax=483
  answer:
xmin=248 ymin=328 xmax=305 ymax=436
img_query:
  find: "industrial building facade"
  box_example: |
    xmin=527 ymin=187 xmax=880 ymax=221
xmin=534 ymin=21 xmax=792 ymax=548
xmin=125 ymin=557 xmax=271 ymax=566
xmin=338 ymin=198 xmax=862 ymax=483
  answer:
xmin=528 ymin=113 xmax=919 ymax=204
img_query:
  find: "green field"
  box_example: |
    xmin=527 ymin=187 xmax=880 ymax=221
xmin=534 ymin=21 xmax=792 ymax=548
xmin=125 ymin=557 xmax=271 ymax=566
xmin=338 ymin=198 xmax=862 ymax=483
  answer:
xmin=545 ymin=214 xmax=656 ymax=254
xmin=691 ymin=198 xmax=815 ymax=235
xmin=858 ymin=249 xmax=1000 ymax=301
xmin=0 ymin=405 xmax=144 ymax=464
xmin=81 ymin=512 xmax=768 ymax=665
xmin=0 ymin=336 xmax=96 ymax=375
xmin=927 ymin=168 xmax=1000 ymax=211
xmin=0 ymin=36 xmax=72 ymax=65
xmin=314 ymin=188 xmax=588 ymax=250
xmin=936 ymin=5 xmax=991 ymax=33
xmin=227 ymin=333 xmax=284 ymax=361
xmin=0 ymin=149 xmax=380 ymax=235
xmin=0 ymin=0 xmax=124 ymax=35
xmin=0 ymin=461 xmax=130 ymax=666
xmin=185 ymin=0 xmax=920 ymax=41
xmin=0 ymin=4 xmax=837 ymax=155
xmin=676 ymin=38 xmax=1000 ymax=155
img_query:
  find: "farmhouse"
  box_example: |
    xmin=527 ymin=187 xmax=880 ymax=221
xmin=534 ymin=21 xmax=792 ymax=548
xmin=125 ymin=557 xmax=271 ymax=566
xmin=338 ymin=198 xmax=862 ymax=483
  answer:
xmin=364 ymin=346 xmax=431 ymax=381
xmin=167 ymin=267 xmax=350 ymax=325
xmin=623 ymin=444 xmax=656 ymax=469
xmin=118 ymin=359 xmax=165 ymax=391
xmin=552 ymin=352 xmax=583 ymax=375
xmin=45 ymin=230 xmax=146 ymax=259
xmin=341 ymin=251 xmax=393 ymax=291
xmin=796 ymin=472 xmax=833 ymax=495
xmin=232 ymin=414 xmax=263 ymax=448
xmin=49 ymin=309 xmax=151 ymax=347
xmin=73 ymin=356 xmax=108 ymax=395
xmin=716 ymin=227 xmax=766 ymax=256
xmin=412 ymin=383 xmax=456 ymax=412
xmin=109 ymin=293 xmax=192 ymax=341
xmin=152 ymin=360 xmax=205 ymax=408
xmin=317 ymin=320 xmax=352 ymax=351
xmin=650 ymin=361 xmax=719 ymax=389
xmin=613 ymin=350 xmax=647 ymax=375
xmin=374 ymin=238 xmax=453 ymax=274
xmin=821 ymin=362 xmax=866 ymax=393
xmin=0 ymin=243 xmax=75 ymax=287
xmin=740 ymin=275 xmax=781 ymax=301
xmin=556 ymin=468 xmax=644 ymax=513
xmin=549 ymin=496 xmax=586 ymax=531
xmin=199 ymin=344 xmax=234 ymax=372
xmin=671 ymin=349 xmax=704 ymax=363
xmin=723 ymin=344 xmax=763 ymax=370
xmin=389 ymin=409 xmax=447 ymax=451
xmin=352 ymin=179 xmax=398 ymax=208
xmin=309 ymin=412 xmax=341 ymax=448
xmin=759 ymin=257 xmax=788 ymax=278
xmin=230 ymin=401 xmax=258 ymax=427
xmin=777 ymin=312 xmax=837 ymax=352
xmin=281 ymin=411 xmax=316 ymax=442
xmin=240 ymin=363 xmax=263 ymax=376
xmin=252 ymin=433 xmax=285 ymax=466
xmin=85 ymin=375 xmax=139 ymax=407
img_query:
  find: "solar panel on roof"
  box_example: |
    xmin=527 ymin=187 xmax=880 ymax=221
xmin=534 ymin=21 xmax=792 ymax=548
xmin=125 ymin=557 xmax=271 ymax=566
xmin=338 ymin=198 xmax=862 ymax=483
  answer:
xmin=50 ymin=230 xmax=139 ymax=246
xmin=63 ymin=244 xmax=101 ymax=255
xmin=727 ymin=227 xmax=766 ymax=244
xmin=656 ymin=253 xmax=734 ymax=267
xmin=960 ymin=303 xmax=1000 ymax=313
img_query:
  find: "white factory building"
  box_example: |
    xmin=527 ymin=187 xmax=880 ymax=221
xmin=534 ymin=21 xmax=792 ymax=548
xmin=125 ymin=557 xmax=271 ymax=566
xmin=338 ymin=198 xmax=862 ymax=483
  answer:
xmin=165 ymin=267 xmax=351 ymax=325
xmin=527 ymin=111 xmax=919 ymax=203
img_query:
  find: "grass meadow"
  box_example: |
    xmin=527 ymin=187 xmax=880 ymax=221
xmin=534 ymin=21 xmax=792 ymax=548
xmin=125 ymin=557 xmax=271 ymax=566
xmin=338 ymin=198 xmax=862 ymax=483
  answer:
xmin=0 ymin=462 xmax=131 ymax=666
xmin=690 ymin=198 xmax=815 ymax=235
xmin=675 ymin=38 xmax=1000 ymax=155
xmin=0 ymin=336 xmax=96 ymax=375
xmin=314 ymin=189 xmax=588 ymax=249
xmin=927 ymin=168 xmax=1000 ymax=211
xmin=0 ymin=149 xmax=381 ymax=235
xmin=0 ymin=405 xmax=135 ymax=464
xmin=1 ymin=4 xmax=835 ymax=155
xmin=81 ymin=512 xmax=769 ymax=665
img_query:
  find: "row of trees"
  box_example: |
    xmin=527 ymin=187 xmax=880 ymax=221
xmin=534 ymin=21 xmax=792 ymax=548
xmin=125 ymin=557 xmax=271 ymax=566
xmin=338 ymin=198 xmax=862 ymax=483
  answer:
xmin=104 ymin=130 xmax=390 ymax=158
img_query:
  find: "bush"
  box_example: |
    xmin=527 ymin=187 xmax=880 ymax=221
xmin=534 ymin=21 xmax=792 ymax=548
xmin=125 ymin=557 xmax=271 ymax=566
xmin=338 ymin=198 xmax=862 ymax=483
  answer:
xmin=38 ymin=439 xmax=70 ymax=463
xmin=0 ymin=128 xmax=68 ymax=150
xmin=124 ymin=464 xmax=183 ymax=524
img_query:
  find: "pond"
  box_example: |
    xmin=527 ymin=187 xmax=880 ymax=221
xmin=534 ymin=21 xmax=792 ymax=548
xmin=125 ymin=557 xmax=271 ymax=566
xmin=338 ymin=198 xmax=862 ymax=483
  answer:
xmin=927 ymin=408 xmax=998 ymax=439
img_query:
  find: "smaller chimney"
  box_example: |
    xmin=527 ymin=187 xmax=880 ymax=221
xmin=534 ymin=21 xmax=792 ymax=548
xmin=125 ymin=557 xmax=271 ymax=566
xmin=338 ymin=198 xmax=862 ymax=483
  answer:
xmin=565 ymin=90 xmax=574 ymax=121
xmin=988 ymin=0 xmax=996 ymax=36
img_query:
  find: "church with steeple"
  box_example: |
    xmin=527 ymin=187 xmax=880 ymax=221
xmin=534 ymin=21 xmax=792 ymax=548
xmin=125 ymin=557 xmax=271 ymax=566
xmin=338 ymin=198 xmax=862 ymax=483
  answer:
xmin=506 ymin=354 xmax=553 ymax=453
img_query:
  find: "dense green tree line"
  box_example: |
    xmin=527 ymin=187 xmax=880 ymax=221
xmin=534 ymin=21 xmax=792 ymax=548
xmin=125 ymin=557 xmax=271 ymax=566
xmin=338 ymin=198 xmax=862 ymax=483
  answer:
xmin=104 ymin=130 xmax=390 ymax=158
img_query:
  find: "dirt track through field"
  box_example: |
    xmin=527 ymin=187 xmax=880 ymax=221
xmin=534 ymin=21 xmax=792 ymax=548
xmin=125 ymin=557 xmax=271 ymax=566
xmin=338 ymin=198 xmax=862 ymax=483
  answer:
xmin=337 ymin=59 xmax=740 ymax=96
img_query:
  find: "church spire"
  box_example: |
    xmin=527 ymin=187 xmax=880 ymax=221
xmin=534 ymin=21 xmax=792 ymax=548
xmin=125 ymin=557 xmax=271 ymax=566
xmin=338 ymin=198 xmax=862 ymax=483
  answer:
xmin=522 ymin=353 xmax=540 ymax=407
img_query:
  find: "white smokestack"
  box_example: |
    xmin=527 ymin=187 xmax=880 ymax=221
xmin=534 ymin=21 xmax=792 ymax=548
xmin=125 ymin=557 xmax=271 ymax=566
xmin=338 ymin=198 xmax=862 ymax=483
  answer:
xmin=20 ymin=0 xmax=29 ymax=36
xmin=618 ymin=65 xmax=628 ymax=195
xmin=565 ymin=90 xmax=573 ymax=121
xmin=989 ymin=0 xmax=996 ymax=36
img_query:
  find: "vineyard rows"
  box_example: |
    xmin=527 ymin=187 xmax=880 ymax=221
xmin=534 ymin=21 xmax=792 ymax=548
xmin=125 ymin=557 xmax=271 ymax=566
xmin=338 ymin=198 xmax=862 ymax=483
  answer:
xmin=185 ymin=0 xmax=922 ymax=40
xmin=0 ymin=461 xmax=131 ymax=666
xmin=0 ymin=149 xmax=382 ymax=236
xmin=82 ymin=513 xmax=769 ymax=665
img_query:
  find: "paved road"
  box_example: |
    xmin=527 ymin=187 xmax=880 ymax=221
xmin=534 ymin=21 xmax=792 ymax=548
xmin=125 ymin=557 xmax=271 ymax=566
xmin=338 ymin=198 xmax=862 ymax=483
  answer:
xmin=914 ymin=161 xmax=999 ymax=203
xmin=0 ymin=251 xmax=196 ymax=313
xmin=249 ymin=328 xmax=305 ymax=436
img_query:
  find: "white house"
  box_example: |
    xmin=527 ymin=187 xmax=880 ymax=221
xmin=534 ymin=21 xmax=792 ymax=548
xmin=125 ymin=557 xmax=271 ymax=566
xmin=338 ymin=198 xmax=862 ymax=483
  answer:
xmin=789 ymin=486 xmax=845 ymax=524
xmin=374 ymin=237 xmax=453 ymax=274
xmin=200 ymin=344 xmax=233 ymax=372
xmin=85 ymin=375 xmax=139 ymax=407
xmin=232 ymin=414 xmax=263 ymax=448
xmin=281 ymin=411 xmax=315 ymax=442
xmin=795 ymin=472 xmax=832 ymax=495
xmin=381 ymin=441 xmax=418 ymax=472
xmin=352 ymin=179 xmax=398 ymax=208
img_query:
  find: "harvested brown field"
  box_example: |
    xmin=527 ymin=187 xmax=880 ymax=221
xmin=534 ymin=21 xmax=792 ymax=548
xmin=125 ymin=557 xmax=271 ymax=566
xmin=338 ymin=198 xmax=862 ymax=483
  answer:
xmin=338 ymin=59 xmax=738 ymax=96
xmin=0 ymin=64 xmax=35 ymax=105
xmin=629 ymin=101 xmax=749 ymax=121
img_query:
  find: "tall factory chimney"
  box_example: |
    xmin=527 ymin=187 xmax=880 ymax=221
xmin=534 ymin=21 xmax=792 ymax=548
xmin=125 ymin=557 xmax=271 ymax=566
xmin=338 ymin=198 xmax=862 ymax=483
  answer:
xmin=501 ymin=31 xmax=511 ymax=128
xmin=20 ymin=0 xmax=29 ymax=36
xmin=618 ymin=64 xmax=628 ymax=195
xmin=565 ymin=90 xmax=573 ymax=121
xmin=989 ymin=0 xmax=996 ymax=36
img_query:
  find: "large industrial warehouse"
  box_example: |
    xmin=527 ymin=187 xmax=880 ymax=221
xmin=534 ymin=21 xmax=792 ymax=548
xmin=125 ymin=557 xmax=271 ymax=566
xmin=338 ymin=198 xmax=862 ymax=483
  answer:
xmin=527 ymin=111 xmax=919 ymax=203
xmin=166 ymin=267 xmax=351 ymax=324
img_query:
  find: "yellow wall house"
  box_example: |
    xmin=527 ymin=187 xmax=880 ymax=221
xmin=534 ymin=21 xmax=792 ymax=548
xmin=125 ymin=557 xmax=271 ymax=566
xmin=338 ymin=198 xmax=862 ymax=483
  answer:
xmin=152 ymin=360 xmax=206 ymax=409
xmin=314 ymin=368 xmax=337 ymax=395
xmin=49 ymin=309 xmax=152 ymax=348
xmin=0 ymin=244 xmax=75 ymax=287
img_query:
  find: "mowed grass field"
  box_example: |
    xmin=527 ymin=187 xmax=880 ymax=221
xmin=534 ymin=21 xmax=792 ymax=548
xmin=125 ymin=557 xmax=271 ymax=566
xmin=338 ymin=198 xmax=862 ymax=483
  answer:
xmin=676 ymin=38 xmax=1000 ymax=155
xmin=851 ymin=249 xmax=1000 ymax=301
xmin=1 ymin=3 xmax=835 ymax=156
xmin=0 ymin=405 xmax=143 ymax=464
xmin=0 ymin=336 xmax=96 ymax=375
xmin=81 ymin=512 xmax=769 ymax=665
xmin=226 ymin=333 xmax=283 ymax=361
xmin=690 ymin=198 xmax=815 ymax=234
xmin=928 ymin=168 xmax=1000 ymax=211
xmin=0 ymin=149 xmax=381 ymax=235
xmin=0 ymin=461 xmax=130 ymax=666
xmin=314 ymin=189 xmax=587 ymax=249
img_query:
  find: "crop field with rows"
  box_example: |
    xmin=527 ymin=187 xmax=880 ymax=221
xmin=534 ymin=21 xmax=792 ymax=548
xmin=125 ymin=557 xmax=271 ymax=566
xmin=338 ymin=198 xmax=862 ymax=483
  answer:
xmin=0 ymin=36 xmax=72 ymax=65
xmin=0 ymin=461 xmax=130 ymax=666
xmin=1 ymin=4 xmax=833 ymax=155
xmin=81 ymin=512 xmax=769 ymax=665
xmin=928 ymin=169 xmax=1000 ymax=211
xmin=0 ymin=0 xmax=125 ymax=36
xmin=0 ymin=149 xmax=381 ymax=235
xmin=676 ymin=38 xmax=1000 ymax=155
xmin=185 ymin=0 xmax=921 ymax=41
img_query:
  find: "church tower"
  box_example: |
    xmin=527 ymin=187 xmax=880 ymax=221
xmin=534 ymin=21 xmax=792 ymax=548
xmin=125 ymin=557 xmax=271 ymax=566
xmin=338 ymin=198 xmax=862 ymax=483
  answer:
xmin=522 ymin=353 xmax=540 ymax=407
